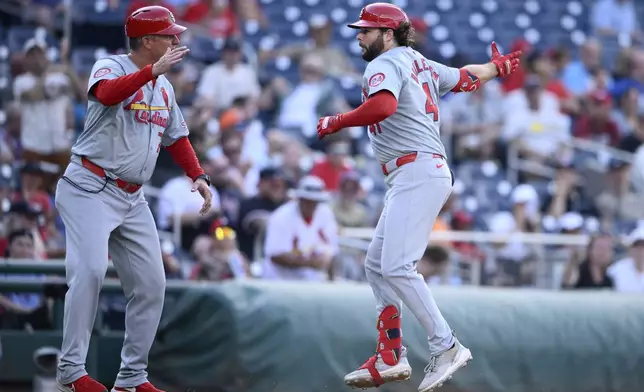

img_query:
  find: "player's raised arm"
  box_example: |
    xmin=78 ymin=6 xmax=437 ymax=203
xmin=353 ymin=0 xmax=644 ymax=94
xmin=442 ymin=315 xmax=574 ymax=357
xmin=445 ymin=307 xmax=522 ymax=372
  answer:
xmin=448 ymin=41 xmax=522 ymax=94
xmin=317 ymin=37 xmax=407 ymax=140
xmin=317 ymin=90 xmax=398 ymax=140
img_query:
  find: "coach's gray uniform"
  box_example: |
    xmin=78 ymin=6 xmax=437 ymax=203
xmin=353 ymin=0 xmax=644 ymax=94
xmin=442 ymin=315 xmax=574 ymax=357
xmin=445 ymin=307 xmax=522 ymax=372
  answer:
xmin=55 ymin=54 xmax=188 ymax=387
xmin=362 ymin=46 xmax=460 ymax=355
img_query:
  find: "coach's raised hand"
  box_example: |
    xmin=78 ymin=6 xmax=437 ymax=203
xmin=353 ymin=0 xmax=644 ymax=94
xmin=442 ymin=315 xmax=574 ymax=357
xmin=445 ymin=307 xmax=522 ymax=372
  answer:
xmin=152 ymin=46 xmax=190 ymax=76
xmin=490 ymin=41 xmax=521 ymax=78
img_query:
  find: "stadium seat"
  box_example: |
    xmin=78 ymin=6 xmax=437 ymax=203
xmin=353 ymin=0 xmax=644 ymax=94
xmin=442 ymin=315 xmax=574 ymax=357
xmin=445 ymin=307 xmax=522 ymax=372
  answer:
xmin=70 ymin=0 xmax=128 ymax=24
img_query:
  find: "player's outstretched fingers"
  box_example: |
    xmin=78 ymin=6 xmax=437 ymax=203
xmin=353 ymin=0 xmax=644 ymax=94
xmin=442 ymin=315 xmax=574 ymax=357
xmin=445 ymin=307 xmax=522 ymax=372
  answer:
xmin=490 ymin=41 xmax=501 ymax=58
xmin=508 ymin=50 xmax=522 ymax=59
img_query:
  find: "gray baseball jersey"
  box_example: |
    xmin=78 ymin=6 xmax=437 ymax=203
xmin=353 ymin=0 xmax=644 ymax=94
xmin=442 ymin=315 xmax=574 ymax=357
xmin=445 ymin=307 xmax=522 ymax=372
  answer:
xmin=72 ymin=54 xmax=188 ymax=184
xmin=362 ymin=46 xmax=460 ymax=163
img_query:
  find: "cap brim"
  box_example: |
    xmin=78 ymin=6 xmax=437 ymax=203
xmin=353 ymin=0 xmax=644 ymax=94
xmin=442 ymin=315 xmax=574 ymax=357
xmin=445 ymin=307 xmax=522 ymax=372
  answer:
xmin=347 ymin=20 xmax=381 ymax=29
xmin=156 ymin=23 xmax=187 ymax=36
xmin=290 ymin=190 xmax=330 ymax=202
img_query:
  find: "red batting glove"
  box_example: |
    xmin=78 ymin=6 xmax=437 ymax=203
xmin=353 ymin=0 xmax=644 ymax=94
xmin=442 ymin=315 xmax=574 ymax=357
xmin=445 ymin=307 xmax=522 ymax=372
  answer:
xmin=317 ymin=114 xmax=344 ymax=140
xmin=490 ymin=41 xmax=522 ymax=78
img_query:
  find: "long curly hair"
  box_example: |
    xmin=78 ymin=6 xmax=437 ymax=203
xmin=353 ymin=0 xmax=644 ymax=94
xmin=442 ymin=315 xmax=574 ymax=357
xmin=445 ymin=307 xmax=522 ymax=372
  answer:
xmin=393 ymin=21 xmax=415 ymax=47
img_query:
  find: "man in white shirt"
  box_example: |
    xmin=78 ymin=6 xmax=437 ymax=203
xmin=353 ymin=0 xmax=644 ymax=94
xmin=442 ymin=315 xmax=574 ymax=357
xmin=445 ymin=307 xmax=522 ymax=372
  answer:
xmin=262 ymin=175 xmax=339 ymax=281
xmin=503 ymin=76 xmax=572 ymax=165
xmin=156 ymin=175 xmax=221 ymax=250
xmin=607 ymin=227 xmax=644 ymax=293
xmin=195 ymin=37 xmax=261 ymax=112
xmin=13 ymin=38 xmax=74 ymax=175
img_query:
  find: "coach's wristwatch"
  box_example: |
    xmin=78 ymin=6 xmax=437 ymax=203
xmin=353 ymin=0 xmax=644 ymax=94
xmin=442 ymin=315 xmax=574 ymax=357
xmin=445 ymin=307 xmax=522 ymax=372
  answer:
xmin=195 ymin=174 xmax=211 ymax=187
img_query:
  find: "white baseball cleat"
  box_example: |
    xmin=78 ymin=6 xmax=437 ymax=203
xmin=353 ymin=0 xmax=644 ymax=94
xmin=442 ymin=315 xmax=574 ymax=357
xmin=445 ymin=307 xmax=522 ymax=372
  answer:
xmin=417 ymin=341 xmax=472 ymax=392
xmin=344 ymin=346 xmax=412 ymax=389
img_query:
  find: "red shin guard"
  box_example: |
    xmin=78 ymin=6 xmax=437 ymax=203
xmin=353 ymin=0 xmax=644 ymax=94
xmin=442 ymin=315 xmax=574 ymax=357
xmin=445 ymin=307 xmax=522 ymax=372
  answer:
xmin=359 ymin=305 xmax=402 ymax=387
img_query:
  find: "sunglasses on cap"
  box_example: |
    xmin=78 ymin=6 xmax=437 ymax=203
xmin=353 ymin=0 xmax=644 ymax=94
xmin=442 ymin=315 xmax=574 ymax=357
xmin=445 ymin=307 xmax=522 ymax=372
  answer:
xmin=213 ymin=226 xmax=236 ymax=241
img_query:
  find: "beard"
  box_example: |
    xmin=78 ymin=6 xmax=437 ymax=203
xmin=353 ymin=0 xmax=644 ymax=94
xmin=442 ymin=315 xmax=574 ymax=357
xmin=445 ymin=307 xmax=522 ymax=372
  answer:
xmin=361 ymin=34 xmax=385 ymax=62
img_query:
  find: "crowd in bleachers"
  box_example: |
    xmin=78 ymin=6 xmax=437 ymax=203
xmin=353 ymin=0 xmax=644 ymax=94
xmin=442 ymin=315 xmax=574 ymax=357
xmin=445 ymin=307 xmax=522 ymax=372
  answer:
xmin=1 ymin=0 xmax=644 ymax=329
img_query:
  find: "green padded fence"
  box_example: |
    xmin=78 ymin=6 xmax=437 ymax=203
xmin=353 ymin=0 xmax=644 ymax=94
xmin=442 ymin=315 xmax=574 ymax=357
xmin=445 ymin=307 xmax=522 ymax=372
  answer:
xmin=1 ymin=276 xmax=644 ymax=392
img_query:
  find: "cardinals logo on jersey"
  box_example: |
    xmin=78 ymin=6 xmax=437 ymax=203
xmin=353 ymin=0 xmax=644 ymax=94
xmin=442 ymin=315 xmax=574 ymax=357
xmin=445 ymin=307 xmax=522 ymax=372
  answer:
xmin=161 ymin=87 xmax=170 ymax=110
xmin=123 ymin=88 xmax=170 ymax=128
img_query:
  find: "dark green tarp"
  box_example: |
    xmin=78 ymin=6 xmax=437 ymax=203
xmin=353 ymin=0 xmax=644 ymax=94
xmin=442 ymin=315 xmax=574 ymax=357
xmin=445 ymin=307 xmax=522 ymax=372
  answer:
xmin=147 ymin=281 xmax=644 ymax=392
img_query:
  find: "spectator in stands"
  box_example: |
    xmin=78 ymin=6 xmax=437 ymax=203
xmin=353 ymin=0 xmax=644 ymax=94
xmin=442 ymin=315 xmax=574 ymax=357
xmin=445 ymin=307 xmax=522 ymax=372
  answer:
xmin=165 ymin=62 xmax=199 ymax=106
xmin=237 ymin=167 xmax=287 ymax=261
xmin=449 ymin=210 xmax=486 ymax=264
xmin=13 ymin=38 xmax=74 ymax=180
xmin=23 ymin=0 xmax=62 ymax=31
xmin=417 ymin=245 xmax=461 ymax=286
xmin=310 ymin=139 xmax=353 ymax=192
xmin=443 ymin=79 xmax=504 ymax=162
xmin=573 ymin=90 xmax=621 ymax=147
xmin=607 ymin=227 xmax=644 ymax=292
xmin=213 ymin=98 xmax=270 ymax=192
xmin=156 ymin=171 xmax=221 ymax=252
xmin=561 ymin=38 xmax=604 ymax=96
xmin=487 ymin=184 xmax=541 ymax=286
xmin=561 ymin=233 xmax=614 ymax=289
xmin=269 ymin=134 xmax=309 ymax=186
xmin=181 ymin=0 xmax=240 ymax=39
xmin=543 ymin=165 xmax=582 ymax=218
xmin=14 ymin=163 xmax=53 ymax=219
xmin=0 ymin=229 xmax=51 ymax=330
xmin=262 ymin=175 xmax=338 ymax=281
xmin=502 ymin=75 xmax=572 ymax=166
xmin=0 ymin=102 xmax=21 ymax=164
xmin=548 ymin=211 xmax=586 ymax=267
xmin=190 ymin=224 xmax=249 ymax=280
xmin=207 ymin=155 xmax=245 ymax=228
xmin=0 ymin=202 xmax=47 ymax=259
xmin=504 ymin=73 xmax=560 ymax=116
xmin=330 ymin=171 xmax=368 ymax=229
xmin=217 ymin=130 xmax=259 ymax=196
xmin=600 ymin=115 xmax=644 ymax=220
xmin=549 ymin=46 xmax=572 ymax=78
xmin=160 ymin=240 xmax=184 ymax=279
xmin=591 ymin=0 xmax=641 ymax=41
xmin=611 ymin=48 xmax=644 ymax=108
xmin=233 ymin=0 xmax=267 ymax=27
xmin=195 ymin=37 xmax=260 ymax=112
xmin=618 ymin=112 xmax=644 ymax=153
xmin=274 ymin=53 xmax=350 ymax=145
xmin=263 ymin=14 xmax=359 ymax=81
xmin=526 ymin=50 xmax=580 ymax=115
xmin=612 ymin=87 xmax=641 ymax=135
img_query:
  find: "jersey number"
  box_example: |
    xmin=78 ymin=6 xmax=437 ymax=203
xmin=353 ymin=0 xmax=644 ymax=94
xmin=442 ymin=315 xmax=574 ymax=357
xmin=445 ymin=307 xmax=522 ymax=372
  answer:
xmin=368 ymin=82 xmax=438 ymax=135
xmin=422 ymin=82 xmax=439 ymax=122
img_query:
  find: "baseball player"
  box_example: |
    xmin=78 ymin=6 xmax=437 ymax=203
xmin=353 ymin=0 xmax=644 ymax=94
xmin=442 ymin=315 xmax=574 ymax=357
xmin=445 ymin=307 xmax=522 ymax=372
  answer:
xmin=55 ymin=6 xmax=213 ymax=392
xmin=317 ymin=3 xmax=521 ymax=391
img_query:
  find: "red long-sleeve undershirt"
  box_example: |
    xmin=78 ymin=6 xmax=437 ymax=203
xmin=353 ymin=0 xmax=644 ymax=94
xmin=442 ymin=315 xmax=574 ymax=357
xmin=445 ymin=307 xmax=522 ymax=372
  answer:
xmin=165 ymin=137 xmax=204 ymax=181
xmin=92 ymin=64 xmax=155 ymax=106
xmin=92 ymin=65 xmax=204 ymax=181
xmin=335 ymin=90 xmax=398 ymax=129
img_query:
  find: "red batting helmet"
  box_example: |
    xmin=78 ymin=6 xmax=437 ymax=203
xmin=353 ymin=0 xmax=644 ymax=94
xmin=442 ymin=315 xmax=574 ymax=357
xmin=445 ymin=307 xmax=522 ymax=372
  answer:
xmin=347 ymin=2 xmax=409 ymax=30
xmin=125 ymin=6 xmax=187 ymax=38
